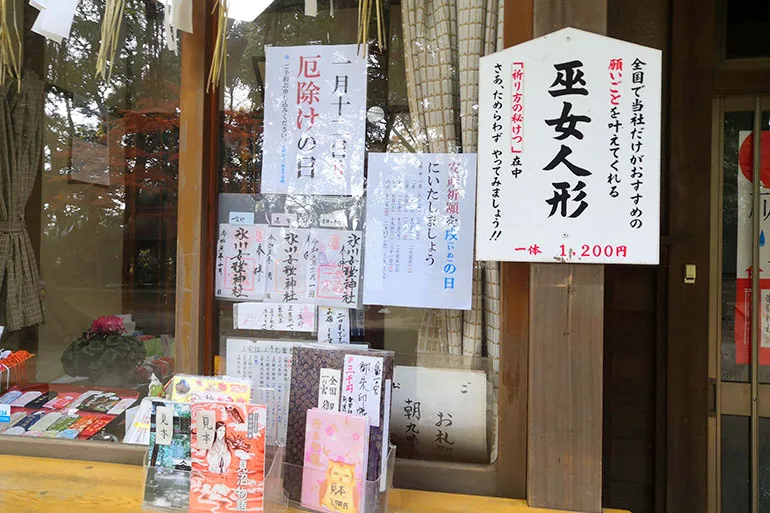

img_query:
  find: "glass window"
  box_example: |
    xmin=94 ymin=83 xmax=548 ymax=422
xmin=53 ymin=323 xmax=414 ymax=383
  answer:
xmin=724 ymin=0 xmax=770 ymax=60
xmin=215 ymin=0 xmax=500 ymax=479
xmin=0 ymin=0 xmax=180 ymax=441
xmin=720 ymin=107 xmax=770 ymax=384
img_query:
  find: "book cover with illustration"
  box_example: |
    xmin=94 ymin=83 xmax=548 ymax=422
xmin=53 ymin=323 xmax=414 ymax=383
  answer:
xmin=190 ymin=402 xmax=267 ymax=513
xmin=143 ymin=401 xmax=192 ymax=511
xmin=301 ymin=409 xmax=370 ymax=513
xmin=169 ymin=375 xmax=251 ymax=404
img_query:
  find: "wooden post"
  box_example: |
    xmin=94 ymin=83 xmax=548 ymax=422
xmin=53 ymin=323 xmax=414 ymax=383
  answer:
xmin=526 ymin=2 xmax=607 ymax=512
xmin=175 ymin=0 xmax=212 ymax=374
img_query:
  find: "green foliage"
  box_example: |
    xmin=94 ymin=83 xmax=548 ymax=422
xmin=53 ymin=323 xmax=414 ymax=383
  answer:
xmin=61 ymin=331 xmax=146 ymax=385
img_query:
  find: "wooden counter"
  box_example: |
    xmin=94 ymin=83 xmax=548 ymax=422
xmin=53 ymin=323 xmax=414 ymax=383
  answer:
xmin=0 ymin=455 xmax=630 ymax=513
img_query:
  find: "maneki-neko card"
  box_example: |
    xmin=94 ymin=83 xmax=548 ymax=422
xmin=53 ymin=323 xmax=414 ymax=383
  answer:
xmin=190 ymin=402 xmax=267 ymax=512
xmin=301 ymin=409 xmax=370 ymax=513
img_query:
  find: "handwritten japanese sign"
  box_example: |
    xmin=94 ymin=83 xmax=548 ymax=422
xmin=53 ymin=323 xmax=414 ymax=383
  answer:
xmin=215 ymin=223 xmax=269 ymax=300
xmin=317 ymin=307 xmax=351 ymax=344
xmin=154 ymin=405 xmax=173 ymax=446
xmin=317 ymin=368 xmax=342 ymax=411
xmin=390 ymin=366 xmax=487 ymax=463
xmin=476 ymin=28 xmax=662 ymax=265
xmin=233 ymin=302 xmax=317 ymax=332
xmin=364 ymin=153 xmax=477 ymax=309
xmin=264 ymin=227 xmax=311 ymax=303
xmin=194 ymin=409 xmax=216 ymax=450
xmin=341 ymin=354 xmax=383 ymax=427
xmin=262 ymin=44 xmax=367 ymax=196
xmin=306 ymin=229 xmax=363 ymax=308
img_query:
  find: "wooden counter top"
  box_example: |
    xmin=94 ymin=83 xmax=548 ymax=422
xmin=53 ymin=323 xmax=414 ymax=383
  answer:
xmin=0 ymin=455 xmax=630 ymax=513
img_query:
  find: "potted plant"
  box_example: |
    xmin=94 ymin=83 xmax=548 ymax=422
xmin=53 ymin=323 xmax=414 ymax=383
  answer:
xmin=61 ymin=316 xmax=147 ymax=387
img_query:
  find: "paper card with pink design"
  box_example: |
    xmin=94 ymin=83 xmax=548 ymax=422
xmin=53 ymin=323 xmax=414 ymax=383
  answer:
xmin=190 ymin=402 xmax=267 ymax=513
xmin=216 ymin=224 xmax=270 ymax=301
xmin=305 ymin=229 xmax=363 ymax=309
xmin=301 ymin=409 xmax=370 ymax=513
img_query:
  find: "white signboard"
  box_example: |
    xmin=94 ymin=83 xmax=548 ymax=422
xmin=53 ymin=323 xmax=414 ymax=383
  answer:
xmin=233 ymin=302 xmax=317 ymax=332
xmin=215 ymin=224 xmax=269 ymax=300
xmin=364 ymin=153 xmax=477 ymax=309
xmin=341 ymin=354 xmax=383 ymax=427
xmin=262 ymin=44 xmax=367 ymax=196
xmin=317 ymin=307 xmax=350 ymax=344
xmin=391 ymin=366 xmax=487 ymax=463
xmin=476 ymin=27 xmax=662 ymax=264
xmin=225 ymin=339 xmax=302 ymax=445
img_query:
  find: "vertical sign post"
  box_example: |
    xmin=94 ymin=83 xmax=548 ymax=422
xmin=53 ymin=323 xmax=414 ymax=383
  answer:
xmin=477 ymin=27 xmax=662 ymax=512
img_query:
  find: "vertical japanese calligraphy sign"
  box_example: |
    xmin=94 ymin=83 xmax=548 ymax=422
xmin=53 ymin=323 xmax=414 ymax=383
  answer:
xmin=215 ymin=224 xmax=270 ymax=300
xmin=476 ymin=27 xmax=662 ymax=265
xmin=734 ymin=131 xmax=770 ymax=365
xmin=262 ymin=44 xmax=367 ymax=196
xmin=363 ymin=153 xmax=477 ymax=309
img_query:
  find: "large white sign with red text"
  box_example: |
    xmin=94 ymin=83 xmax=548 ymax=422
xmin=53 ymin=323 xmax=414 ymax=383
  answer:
xmin=262 ymin=44 xmax=367 ymax=196
xmin=476 ymin=28 xmax=662 ymax=264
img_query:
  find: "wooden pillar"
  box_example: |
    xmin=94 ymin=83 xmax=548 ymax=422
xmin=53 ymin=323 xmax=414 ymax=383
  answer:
xmin=526 ymin=2 xmax=606 ymax=512
xmin=175 ymin=0 xmax=213 ymax=374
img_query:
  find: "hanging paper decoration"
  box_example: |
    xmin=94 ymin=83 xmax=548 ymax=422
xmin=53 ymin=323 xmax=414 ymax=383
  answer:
xmin=207 ymin=0 xmax=229 ymax=93
xmin=357 ymin=0 xmax=385 ymax=52
xmin=96 ymin=0 xmax=127 ymax=81
xmin=0 ymin=0 xmax=21 ymax=86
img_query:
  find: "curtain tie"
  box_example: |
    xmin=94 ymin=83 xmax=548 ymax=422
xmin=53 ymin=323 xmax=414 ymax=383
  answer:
xmin=0 ymin=220 xmax=24 ymax=233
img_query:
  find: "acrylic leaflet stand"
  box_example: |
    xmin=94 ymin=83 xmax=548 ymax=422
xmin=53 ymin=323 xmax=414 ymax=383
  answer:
xmin=143 ymin=444 xmax=393 ymax=513
xmin=142 ymin=445 xmax=288 ymax=513
xmin=270 ymin=444 xmax=396 ymax=513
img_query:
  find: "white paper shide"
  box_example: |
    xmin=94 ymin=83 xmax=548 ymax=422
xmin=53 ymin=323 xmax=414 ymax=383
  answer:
xmin=262 ymin=44 xmax=367 ymax=196
xmin=476 ymin=28 xmax=662 ymax=265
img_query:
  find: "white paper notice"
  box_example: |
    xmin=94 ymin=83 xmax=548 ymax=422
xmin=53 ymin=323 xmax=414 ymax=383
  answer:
xmin=194 ymin=409 xmax=216 ymax=450
xmin=341 ymin=354 xmax=383 ymax=427
xmin=391 ymin=366 xmax=487 ymax=462
xmin=215 ymin=224 xmax=269 ymax=300
xmin=317 ymin=307 xmax=350 ymax=344
xmin=364 ymin=153 xmax=477 ymax=310
xmin=317 ymin=368 xmax=341 ymax=411
xmin=229 ymin=211 xmax=255 ymax=225
xmin=306 ymin=229 xmax=363 ymax=308
xmin=762 ymin=290 xmax=770 ymax=349
xmin=233 ymin=302 xmax=317 ymax=332
xmin=264 ymin=227 xmax=310 ymax=303
xmin=225 ymin=339 xmax=302 ymax=445
xmin=262 ymin=44 xmax=367 ymax=196
xmin=31 ymin=0 xmax=79 ymax=43
xmin=154 ymin=405 xmax=174 ymax=446
xmin=476 ymin=27 xmax=662 ymax=265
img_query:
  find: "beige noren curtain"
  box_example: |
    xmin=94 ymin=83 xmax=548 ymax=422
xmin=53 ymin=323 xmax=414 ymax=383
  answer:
xmin=402 ymin=0 xmax=504 ymax=377
xmin=0 ymin=71 xmax=46 ymax=332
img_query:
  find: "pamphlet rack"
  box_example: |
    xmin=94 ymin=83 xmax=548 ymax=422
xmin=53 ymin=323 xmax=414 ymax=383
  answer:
xmin=268 ymin=444 xmax=395 ymax=513
xmin=142 ymin=445 xmax=288 ymax=512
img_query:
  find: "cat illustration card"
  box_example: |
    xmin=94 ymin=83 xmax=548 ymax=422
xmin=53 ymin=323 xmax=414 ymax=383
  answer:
xmin=301 ymin=409 xmax=370 ymax=513
xmin=190 ymin=402 xmax=267 ymax=513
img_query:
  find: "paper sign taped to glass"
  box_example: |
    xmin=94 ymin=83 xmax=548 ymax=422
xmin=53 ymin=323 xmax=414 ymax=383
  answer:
xmin=233 ymin=302 xmax=317 ymax=332
xmin=363 ymin=153 xmax=477 ymax=310
xmin=390 ymin=366 xmax=488 ymax=463
xmin=225 ymin=338 xmax=303 ymax=446
xmin=264 ymin=226 xmax=363 ymax=308
xmin=215 ymin=224 xmax=269 ymax=300
xmin=262 ymin=44 xmax=367 ymax=196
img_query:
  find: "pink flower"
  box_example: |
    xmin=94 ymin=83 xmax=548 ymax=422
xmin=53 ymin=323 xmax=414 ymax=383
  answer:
xmin=90 ymin=315 xmax=126 ymax=335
